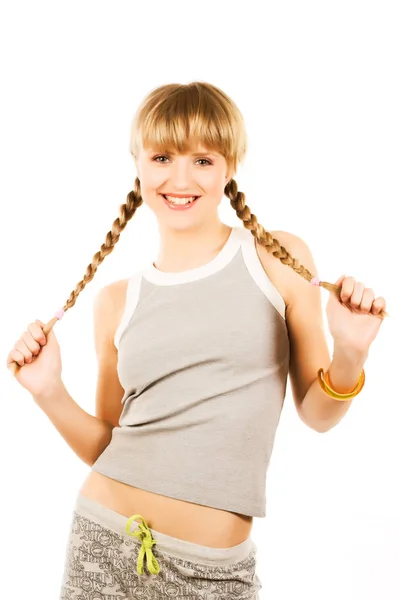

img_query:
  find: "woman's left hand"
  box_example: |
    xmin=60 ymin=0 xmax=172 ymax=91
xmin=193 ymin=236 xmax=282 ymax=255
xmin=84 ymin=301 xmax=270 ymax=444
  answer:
xmin=326 ymin=274 xmax=387 ymax=355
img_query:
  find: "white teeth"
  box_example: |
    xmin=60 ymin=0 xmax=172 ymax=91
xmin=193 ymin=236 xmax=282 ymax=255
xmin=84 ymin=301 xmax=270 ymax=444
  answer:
xmin=164 ymin=195 xmax=197 ymax=205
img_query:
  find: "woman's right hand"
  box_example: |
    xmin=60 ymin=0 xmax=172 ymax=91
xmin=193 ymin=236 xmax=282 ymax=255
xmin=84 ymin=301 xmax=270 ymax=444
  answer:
xmin=6 ymin=319 xmax=63 ymax=397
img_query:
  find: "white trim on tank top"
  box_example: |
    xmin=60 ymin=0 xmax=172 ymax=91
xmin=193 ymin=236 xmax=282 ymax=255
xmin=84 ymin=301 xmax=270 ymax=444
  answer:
xmin=114 ymin=270 xmax=143 ymax=350
xmin=141 ymin=226 xmax=240 ymax=286
xmin=141 ymin=225 xmax=286 ymax=319
xmin=114 ymin=225 xmax=287 ymax=349
xmin=236 ymin=227 xmax=286 ymax=320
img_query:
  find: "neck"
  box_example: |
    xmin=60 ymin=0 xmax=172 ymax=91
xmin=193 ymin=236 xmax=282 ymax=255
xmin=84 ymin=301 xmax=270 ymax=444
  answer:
xmin=154 ymin=222 xmax=233 ymax=273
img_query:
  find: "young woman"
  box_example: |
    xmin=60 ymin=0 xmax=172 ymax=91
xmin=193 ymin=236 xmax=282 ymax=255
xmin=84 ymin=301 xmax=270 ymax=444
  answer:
xmin=7 ymin=82 xmax=387 ymax=599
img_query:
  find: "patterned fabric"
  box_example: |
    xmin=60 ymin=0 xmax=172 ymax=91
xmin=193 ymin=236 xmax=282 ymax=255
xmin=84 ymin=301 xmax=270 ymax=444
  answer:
xmin=59 ymin=508 xmax=262 ymax=599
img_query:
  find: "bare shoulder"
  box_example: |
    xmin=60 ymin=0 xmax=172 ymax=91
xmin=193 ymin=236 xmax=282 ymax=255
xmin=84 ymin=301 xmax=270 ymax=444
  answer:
xmin=93 ymin=278 xmax=129 ymax=351
xmin=91 ymin=278 xmax=129 ymax=430
xmin=256 ymin=230 xmax=332 ymax=416
xmin=254 ymin=230 xmax=318 ymax=313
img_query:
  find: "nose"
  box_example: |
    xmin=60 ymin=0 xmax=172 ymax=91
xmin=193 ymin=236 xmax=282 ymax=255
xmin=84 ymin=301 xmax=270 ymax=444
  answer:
xmin=169 ymin=157 xmax=196 ymax=190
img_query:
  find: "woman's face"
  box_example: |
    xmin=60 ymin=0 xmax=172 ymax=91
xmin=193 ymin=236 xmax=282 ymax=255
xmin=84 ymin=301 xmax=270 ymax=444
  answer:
xmin=134 ymin=143 xmax=233 ymax=230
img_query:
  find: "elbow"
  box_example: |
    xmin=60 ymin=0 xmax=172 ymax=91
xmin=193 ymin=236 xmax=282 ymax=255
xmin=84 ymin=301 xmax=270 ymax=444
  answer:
xmin=313 ymin=421 xmax=339 ymax=433
xmin=88 ymin=422 xmax=115 ymax=466
xmin=298 ymin=411 xmax=335 ymax=434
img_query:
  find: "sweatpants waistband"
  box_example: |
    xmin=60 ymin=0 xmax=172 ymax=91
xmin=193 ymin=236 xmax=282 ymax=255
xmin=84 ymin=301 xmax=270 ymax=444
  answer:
xmin=73 ymin=492 xmax=256 ymax=566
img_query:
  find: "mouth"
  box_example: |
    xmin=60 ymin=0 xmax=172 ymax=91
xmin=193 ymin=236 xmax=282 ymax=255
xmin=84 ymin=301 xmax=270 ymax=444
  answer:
xmin=161 ymin=194 xmax=201 ymax=208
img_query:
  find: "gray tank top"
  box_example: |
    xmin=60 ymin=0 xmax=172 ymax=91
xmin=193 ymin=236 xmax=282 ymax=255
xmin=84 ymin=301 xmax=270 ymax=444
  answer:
xmin=92 ymin=225 xmax=290 ymax=517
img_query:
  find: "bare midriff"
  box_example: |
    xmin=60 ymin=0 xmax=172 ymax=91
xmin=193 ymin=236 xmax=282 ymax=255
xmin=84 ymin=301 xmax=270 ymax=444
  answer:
xmin=79 ymin=470 xmax=253 ymax=548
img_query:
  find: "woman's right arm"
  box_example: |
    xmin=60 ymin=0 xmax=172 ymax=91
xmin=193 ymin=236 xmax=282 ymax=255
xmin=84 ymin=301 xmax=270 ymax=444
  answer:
xmin=32 ymin=281 xmax=127 ymax=466
xmin=8 ymin=281 xmax=126 ymax=467
xmin=33 ymin=383 xmax=114 ymax=467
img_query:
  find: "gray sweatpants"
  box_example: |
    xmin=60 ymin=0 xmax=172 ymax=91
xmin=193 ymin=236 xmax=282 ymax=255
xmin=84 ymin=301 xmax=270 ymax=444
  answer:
xmin=59 ymin=492 xmax=262 ymax=599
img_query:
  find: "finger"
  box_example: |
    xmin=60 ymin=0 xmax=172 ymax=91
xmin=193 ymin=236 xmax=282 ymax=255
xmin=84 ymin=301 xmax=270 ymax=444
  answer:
xmin=347 ymin=281 xmax=365 ymax=309
xmin=371 ymin=296 xmax=386 ymax=315
xmin=340 ymin=276 xmax=356 ymax=303
xmin=335 ymin=274 xmax=346 ymax=286
xmin=22 ymin=331 xmax=41 ymax=356
xmin=8 ymin=349 xmax=26 ymax=368
xmin=359 ymin=288 xmax=375 ymax=313
xmin=15 ymin=339 xmax=33 ymax=363
xmin=28 ymin=322 xmax=47 ymax=345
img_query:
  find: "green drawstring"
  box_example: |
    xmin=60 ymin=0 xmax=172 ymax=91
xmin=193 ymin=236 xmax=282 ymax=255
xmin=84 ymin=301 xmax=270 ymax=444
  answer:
xmin=126 ymin=514 xmax=160 ymax=575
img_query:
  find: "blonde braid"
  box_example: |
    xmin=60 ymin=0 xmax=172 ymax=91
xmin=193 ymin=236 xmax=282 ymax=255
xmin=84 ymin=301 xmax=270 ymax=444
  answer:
xmin=225 ymin=178 xmax=313 ymax=281
xmin=224 ymin=178 xmax=388 ymax=318
xmin=10 ymin=178 xmax=143 ymax=375
xmin=62 ymin=177 xmax=143 ymax=313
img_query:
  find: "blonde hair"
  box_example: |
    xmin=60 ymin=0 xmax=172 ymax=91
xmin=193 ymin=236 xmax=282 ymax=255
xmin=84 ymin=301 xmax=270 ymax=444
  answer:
xmin=52 ymin=82 xmax=376 ymax=316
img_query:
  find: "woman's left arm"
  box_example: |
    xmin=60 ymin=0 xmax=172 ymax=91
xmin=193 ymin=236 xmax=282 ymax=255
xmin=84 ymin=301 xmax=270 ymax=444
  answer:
xmin=265 ymin=232 xmax=387 ymax=433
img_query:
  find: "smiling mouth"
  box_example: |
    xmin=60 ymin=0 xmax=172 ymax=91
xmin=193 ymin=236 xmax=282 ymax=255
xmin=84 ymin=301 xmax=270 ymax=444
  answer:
xmin=162 ymin=194 xmax=200 ymax=204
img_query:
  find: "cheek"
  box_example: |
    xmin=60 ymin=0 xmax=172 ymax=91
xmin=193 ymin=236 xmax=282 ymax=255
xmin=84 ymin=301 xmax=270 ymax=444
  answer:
xmin=141 ymin=169 xmax=163 ymax=187
xmin=198 ymin=172 xmax=225 ymax=195
xmin=140 ymin=189 xmax=162 ymax=210
xmin=208 ymin=178 xmax=228 ymax=201
xmin=138 ymin=172 xmax=163 ymax=202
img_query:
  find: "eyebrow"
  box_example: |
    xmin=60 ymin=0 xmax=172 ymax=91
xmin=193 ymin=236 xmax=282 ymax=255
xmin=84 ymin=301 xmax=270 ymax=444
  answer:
xmin=149 ymin=149 xmax=219 ymax=157
xmin=191 ymin=152 xmax=219 ymax=157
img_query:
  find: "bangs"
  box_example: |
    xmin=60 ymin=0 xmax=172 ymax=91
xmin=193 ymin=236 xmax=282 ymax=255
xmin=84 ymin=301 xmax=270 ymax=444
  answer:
xmin=130 ymin=83 xmax=247 ymax=172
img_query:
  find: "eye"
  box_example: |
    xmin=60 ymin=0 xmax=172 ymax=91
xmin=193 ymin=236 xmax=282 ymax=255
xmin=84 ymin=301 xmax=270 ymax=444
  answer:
xmin=152 ymin=155 xmax=212 ymax=166
xmin=153 ymin=155 xmax=169 ymax=163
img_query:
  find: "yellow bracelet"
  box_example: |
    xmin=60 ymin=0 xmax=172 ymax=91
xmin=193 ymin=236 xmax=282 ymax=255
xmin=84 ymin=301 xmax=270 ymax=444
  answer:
xmin=317 ymin=368 xmax=365 ymax=401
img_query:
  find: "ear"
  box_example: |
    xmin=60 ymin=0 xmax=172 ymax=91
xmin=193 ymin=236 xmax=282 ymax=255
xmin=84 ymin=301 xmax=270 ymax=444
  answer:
xmin=225 ymin=169 xmax=234 ymax=184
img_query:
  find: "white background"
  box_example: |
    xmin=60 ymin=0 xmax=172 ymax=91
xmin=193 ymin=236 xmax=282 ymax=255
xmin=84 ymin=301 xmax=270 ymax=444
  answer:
xmin=1 ymin=1 xmax=398 ymax=598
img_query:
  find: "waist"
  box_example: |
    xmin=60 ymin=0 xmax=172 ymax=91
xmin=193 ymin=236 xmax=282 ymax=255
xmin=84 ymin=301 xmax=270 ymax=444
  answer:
xmin=90 ymin=425 xmax=267 ymax=517
xmin=79 ymin=470 xmax=253 ymax=548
